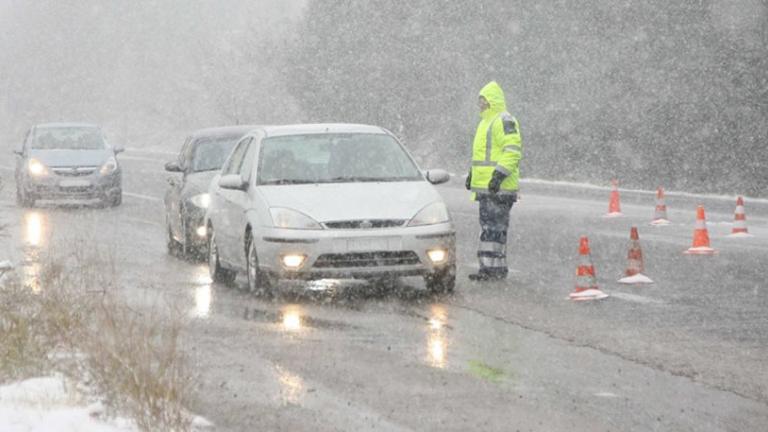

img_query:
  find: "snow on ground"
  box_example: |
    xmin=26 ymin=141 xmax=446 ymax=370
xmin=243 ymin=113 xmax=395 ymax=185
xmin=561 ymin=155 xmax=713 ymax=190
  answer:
xmin=0 ymin=376 xmax=137 ymax=432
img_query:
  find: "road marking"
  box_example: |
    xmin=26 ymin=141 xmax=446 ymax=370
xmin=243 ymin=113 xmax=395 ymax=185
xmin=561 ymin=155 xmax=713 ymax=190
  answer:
xmin=610 ymin=292 xmax=663 ymax=304
xmin=120 ymin=155 xmax=164 ymax=162
xmin=594 ymin=392 xmax=620 ymax=398
xmin=124 ymin=192 xmax=161 ymax=202
xmin=126 ymin=147 xmax=177 ymax=156
xmin=122 ymin=217 xmax=160 ymax=227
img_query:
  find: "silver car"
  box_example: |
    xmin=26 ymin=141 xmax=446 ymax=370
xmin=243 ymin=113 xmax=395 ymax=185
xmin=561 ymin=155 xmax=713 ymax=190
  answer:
xmin=204 ymin=124 xmax=456 ymax=295
xmin=13 ymin=123 xmax=123 ymax=207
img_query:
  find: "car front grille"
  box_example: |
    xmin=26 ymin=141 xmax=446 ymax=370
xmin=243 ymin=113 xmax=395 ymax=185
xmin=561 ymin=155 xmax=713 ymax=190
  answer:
xmin=52 ymin=167 xmax=98 ymax=177
xmin=324 ymin=219 xmax=406 ymax=229
xmin=313 ymin=251 xmax=421 ymax=268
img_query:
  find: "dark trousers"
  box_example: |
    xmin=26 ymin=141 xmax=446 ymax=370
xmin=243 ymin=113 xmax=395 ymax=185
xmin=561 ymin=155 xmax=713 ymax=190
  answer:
xmin=477 ymin=194 xmax=515 ymax=276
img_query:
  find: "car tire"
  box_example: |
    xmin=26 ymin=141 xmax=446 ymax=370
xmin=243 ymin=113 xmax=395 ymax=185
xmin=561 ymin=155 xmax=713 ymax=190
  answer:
xmin=17 ymin=187 xmax=35 ymax=208
xmin=425 ymin=264 xmax=456 ymax=294
xmin=166 ymin=222 xmax=182 ymax=256
xmin=208 ymin=228 xmax=236 ymax=285
xmin=109 ymin=190 xmax=122 ymax=207
xmin=246 ymin=233 xmax=273 ymax=298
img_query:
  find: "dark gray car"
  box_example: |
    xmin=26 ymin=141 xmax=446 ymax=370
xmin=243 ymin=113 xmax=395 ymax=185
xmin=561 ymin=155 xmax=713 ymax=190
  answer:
xmin=163 ymin=125 xmax=258 ymax=258
xmin=14 ymin=123 xmax=123 ymax=207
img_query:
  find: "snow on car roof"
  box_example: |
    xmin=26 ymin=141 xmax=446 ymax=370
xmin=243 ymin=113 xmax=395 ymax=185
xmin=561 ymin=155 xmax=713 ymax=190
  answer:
xmin=261 ymin=123 xmax=388 ymax=137
xmin=190 ymin=125 xmax=262 ymax=138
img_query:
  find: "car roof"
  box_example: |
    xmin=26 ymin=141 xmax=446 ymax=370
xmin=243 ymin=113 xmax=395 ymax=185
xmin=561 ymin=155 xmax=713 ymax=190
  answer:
xmin=34 ymin=122 xmax=100 ymax=129
xmin=190 ymin=125 xmax=261 ymax=139
xmin=260 ymin=123 xmax=389 ymax=138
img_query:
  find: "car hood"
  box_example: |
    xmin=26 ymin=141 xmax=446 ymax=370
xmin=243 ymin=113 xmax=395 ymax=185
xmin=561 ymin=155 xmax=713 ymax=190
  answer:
xmin=258 ymin=181 xmax=443 ymax=222
xmin=28 ymin=149 xmax=112 ymax=167
xmin=184 ymin=171 xmax=219 ymax=195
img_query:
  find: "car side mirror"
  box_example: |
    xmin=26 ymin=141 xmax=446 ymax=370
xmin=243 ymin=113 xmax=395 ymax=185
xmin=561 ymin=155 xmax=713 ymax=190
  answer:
xmin=113 ymin=145 xmax=125 ymax=154
xmin=219 ymin=174 xmax=248 ymax=191
xmin=425 ymin=169 xmax=450 ymax=185
xmin=164 ymin=161 xmax=183 ymax=172
xmin=13 ymin=149 xmax=23 ymax=156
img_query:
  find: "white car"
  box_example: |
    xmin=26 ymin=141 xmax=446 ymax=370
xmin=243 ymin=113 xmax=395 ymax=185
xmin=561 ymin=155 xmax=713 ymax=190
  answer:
xmin=204 ymin=123 xmax=456 ymax=295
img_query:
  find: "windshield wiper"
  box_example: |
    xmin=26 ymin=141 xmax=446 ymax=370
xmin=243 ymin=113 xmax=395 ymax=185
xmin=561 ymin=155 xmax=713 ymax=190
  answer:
xmin=260 ymin=179 xmax=315 ymax=185
xmin=326 ymin=176 xmax=409 ymax=182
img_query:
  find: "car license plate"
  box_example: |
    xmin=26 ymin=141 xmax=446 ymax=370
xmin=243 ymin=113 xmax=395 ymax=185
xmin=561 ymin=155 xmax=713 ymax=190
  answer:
xmin=59 ymin=179 xmax=91 ymax=188
xmin=346 ymin=237 xmax=401 ymax=252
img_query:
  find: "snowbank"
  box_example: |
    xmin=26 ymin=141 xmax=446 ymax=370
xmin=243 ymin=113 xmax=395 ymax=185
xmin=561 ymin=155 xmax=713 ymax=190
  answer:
xmin=0 ymin=376 xmax=137 ymax=432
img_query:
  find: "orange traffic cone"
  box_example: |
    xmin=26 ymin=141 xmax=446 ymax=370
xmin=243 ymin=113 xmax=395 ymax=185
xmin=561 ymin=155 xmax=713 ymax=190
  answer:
xmin=604 ymin=180 xmax=623 ymax=218
xmin=650 ymin=187 xmax=671 ymax=226
xmin=618 ymin=227 xmax=653 ymax=284
xmin=727 ymin=196 xmax=753 ymax=238
xmin=570 ymin=236 xmax=609 ymax=301
xmin=684 ymin=206 xmax=717 ymax=255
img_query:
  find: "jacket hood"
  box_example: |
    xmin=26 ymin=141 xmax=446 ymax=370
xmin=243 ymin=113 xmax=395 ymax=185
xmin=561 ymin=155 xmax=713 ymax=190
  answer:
xmin=479 ymin=81 xmax=507 ymax=117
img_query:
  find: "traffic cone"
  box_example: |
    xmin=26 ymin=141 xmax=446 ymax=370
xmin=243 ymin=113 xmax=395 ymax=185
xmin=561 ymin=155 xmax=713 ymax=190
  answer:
xmin=618 ymin=227 xmax=653 ymax=284
xmin=604 ymin=180 xmax=623 ymax=218
xmin=684 ymin=205 xmax=717 ymax=255
xmin=650 ymin=187 xmax=671 ymax=226
xmin=570 ymin=236 xmax=609 ymax=301
xmin=727 ymin=196 xmax=753 ymax=238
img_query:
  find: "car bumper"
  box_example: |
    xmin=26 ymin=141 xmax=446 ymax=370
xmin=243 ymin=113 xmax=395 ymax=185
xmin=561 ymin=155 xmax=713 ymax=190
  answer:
xmin=255 ymin=222 xmax=456 ymax=280
xmin=24 ymin=171 xmax=121 ymax=200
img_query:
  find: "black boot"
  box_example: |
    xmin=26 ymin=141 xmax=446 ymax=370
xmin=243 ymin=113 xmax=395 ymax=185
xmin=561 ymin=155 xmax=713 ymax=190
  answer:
xmin=468 ymin=271 xmax=507 ymax=281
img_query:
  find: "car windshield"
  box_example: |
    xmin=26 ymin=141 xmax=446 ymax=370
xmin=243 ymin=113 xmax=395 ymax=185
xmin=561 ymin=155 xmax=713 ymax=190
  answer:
xmin=190 ymin=136 xmax=239 ymax=172
xmin=31 ymin=127 xmax=106 ymax=150
xmin=257 ymin=133 xmax=422 ymax=185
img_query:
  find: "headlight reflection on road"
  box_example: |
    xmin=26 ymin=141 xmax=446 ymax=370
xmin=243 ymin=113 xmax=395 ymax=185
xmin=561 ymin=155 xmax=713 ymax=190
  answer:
xmin=275 ymin=364 xmax=304 ymax=405
xmin=192 ymin=265 xmax=213 ymax=319
xmin=427 ymin=304 xmax=449 ymax=369
xmin=25 ymin=212 xmax=45 ymax=247
xmin=280 ymin=305 xmax=304 ymax=332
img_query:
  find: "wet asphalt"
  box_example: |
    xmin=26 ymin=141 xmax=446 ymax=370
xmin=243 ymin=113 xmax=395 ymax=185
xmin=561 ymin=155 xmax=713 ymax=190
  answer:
xmin=1 ymin=150 xmax=767 ymax=431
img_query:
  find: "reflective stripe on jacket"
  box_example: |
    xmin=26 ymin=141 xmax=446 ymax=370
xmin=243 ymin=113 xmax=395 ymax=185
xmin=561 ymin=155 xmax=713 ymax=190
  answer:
xmin=470 ymin=81 xmax=522 ymax=195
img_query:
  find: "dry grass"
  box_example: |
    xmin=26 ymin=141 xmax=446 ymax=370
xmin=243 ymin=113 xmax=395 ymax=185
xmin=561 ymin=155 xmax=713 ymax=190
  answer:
xmin=0 ymin=237 xmax=197 ymax=431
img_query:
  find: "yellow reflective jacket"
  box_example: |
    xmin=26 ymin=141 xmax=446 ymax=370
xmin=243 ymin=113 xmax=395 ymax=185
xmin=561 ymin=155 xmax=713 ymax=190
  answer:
xmin=470 ymin=81 xmax=522 ymax=196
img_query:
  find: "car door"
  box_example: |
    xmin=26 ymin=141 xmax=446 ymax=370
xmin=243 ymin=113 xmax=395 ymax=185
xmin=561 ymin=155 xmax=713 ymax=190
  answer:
xmin=226 ymin=136 xmax=259 ymax=269
xmin=166 ymin=137 xmax=191 ymax=241
xmin=213 ymin=137 xmax=251 ymax=266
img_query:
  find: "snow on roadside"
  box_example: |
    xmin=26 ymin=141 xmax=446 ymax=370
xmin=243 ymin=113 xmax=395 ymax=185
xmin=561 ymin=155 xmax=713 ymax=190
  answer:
xmin=0 ymin=375 xmax=137 ymax=432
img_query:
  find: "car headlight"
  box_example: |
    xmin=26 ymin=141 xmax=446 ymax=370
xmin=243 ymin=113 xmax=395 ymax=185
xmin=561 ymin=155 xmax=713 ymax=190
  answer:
xmin=269 ymin=208 xmax=322 ymax=230
xmin=189 ymin=193 xmax=211 ymax=208
xmin=28 ymin=158 xmax=49 ymax=177
xmin=408 ymin=202 xmax=450 ymax=227
xmin=99 ymin=156 xmax=118 ymax=175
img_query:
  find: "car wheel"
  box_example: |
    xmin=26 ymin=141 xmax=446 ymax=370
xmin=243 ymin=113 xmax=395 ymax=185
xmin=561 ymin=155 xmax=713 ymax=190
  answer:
xmin=246 ymin=233 xmax=273 ymax=298
xmin=425 ymin=264 xmax=456 ymax=294
xmin=208 ymin=228 xmax=236 ymax=284
xmin=17 ymin=187 xmax=35 ymax=208
xmin=110 ymin=190 xmax=122 ymax=207
xmin=166 ymin=222 xmax=181 ymax=256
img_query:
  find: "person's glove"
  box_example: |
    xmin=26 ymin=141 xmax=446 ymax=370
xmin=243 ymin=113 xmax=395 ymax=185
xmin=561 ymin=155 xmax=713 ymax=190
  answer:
xmin=488 ymin=170 xmax=507 ymax=194
xmin=465 ymin=171 xmax=472 ymax=190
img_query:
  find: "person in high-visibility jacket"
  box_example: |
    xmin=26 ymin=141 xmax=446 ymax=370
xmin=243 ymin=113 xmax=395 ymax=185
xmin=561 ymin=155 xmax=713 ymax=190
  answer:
xmin=465 ymin=81 xmax=522 ymax=281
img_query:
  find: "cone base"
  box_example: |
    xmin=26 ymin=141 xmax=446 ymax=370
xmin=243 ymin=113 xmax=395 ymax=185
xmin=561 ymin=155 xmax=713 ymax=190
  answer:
xmin=603 ymin=212 xmax=624 ymax=218
xmin=684 ymin=246 xmax=718 ymax=255
xmin=569 ymin=289 xmax=609 ymax=301
xmin=650 ymin=219 xmax=671 ymax=226
xmin=618 ymin=273 xmax=654 ymax=284
xmin=727 ymin=232 xmax=753 ymax=238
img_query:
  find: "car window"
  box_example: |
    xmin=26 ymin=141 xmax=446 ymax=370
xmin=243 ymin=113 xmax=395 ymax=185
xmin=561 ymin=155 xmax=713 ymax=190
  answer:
xmin=256 ymin=133 xmax=422 ymax=185
xmin=178 ymin=137 xmax=192 ymax=170
xmin=31 ymin=127 xmax=106 ymax=150
xmin=221 ymin=137 xmax=250 ymax=176
xmin=190 ymin=136 xmax=241 ymax=173
xmin=237 ymin=138 xmax=256 ymax=181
